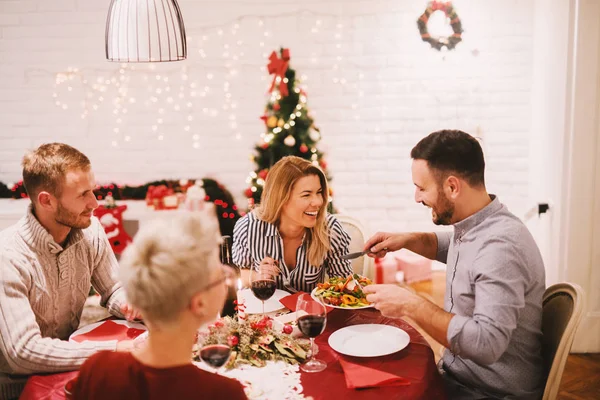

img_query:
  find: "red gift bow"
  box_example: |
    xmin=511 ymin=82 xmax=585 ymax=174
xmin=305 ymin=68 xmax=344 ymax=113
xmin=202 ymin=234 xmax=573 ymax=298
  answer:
xmin=267 ymin=49 xmax=290 ymax=97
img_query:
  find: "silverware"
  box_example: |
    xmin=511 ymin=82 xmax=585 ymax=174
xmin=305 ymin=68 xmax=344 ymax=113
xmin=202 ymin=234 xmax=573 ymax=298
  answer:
xmin=351 ymin=275 xmax=362 ymax=289
xmin=341 ymin=251 xmax=367 ymax=260
xmin=341 ymin=247 xmax=388 ymax=260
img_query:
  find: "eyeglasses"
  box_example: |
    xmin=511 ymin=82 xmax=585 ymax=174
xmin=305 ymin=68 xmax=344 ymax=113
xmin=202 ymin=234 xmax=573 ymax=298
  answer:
xmin=200 ymin=264 xmax=236 ymax=292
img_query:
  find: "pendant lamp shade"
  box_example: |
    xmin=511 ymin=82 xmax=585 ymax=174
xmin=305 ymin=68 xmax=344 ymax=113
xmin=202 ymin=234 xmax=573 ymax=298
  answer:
xmin=105 ymin=0 xmax=187 ymax=62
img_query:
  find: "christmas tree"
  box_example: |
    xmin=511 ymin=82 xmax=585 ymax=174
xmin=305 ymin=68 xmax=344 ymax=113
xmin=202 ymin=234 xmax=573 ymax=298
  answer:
xmin=244 ymin=48 xmax=335 ymax=212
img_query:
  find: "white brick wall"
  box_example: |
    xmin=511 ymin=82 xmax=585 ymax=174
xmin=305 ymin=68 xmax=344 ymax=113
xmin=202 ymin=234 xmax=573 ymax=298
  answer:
xmin=0 ymin=0 xmax=537 ymax=234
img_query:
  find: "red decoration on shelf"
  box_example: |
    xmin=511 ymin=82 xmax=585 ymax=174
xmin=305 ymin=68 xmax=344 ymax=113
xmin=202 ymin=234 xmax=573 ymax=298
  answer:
xmin=94 ymin=203 xmax=132 ymax=255
xmin=145 ymin=185 xmax=178 ymax=210
xmin=261 ymin=142 xmax=270 ymax=150
xmin=244 ymin=188 xmax=253 ymax=198
xmin=319 ymin=160 xmax=328 ymax=170
xmin=273 ymin=103 xmax=281 ymax=111
xmin=267 ymin=48 xmax=290 ymax=97
xmin=299 ymin=144 xmax=308 ymax=153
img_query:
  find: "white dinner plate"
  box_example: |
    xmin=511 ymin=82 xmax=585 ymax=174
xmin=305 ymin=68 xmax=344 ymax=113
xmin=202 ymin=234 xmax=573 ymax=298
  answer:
xmin=238 ymin=288 xmax=288 ymax=314
xmin=328 ymin=324 xmax=410 ymax=357
xmin=310 ymin=288 xmax=373 ymax=310
xmin=69 ymin=320 xmax=147 ymax=343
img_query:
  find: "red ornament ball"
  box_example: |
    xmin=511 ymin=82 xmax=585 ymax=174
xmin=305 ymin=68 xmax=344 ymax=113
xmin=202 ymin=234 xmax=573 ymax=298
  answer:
xmin=273 ymin=103 xmax=281 ymax=111
xmin=227 ymin=335 xmax=239 ymax=347
xmin=282 ymin=325 xmax=293 ymax=334
xmin=319 ymin=160 xmax=327 ymax=169
xmin=244 ymin=188 xmax=253 ymax=198
xmin=261 ymin=142 xmax=270 ymax=150
xmin=299 ymin=144 xmax=308 ymax=153
xmin=258 ymin=169 xmax=269 ymax=180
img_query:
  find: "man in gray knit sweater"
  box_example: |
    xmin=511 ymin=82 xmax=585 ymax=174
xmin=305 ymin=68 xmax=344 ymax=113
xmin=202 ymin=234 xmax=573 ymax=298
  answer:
xmin=0 ymin=143 xmax=139 ymax=399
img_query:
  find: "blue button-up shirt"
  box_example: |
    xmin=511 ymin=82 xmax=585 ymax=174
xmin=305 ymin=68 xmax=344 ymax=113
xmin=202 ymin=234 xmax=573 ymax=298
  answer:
xmin=437 ymin=195 xmax=546 ymax=399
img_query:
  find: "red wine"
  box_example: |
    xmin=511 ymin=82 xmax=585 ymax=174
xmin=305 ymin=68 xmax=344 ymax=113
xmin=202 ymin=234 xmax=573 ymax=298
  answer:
xmin=200 ymin=344 xmax=231 ymax=368
xmin=297 ymin=315 xmax=326 ymax=338
xmin=251 ymin=279 xmax=276 ymax=301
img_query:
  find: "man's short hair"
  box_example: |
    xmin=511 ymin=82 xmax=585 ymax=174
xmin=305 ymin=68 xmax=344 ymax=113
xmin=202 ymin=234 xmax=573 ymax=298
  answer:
xmin=410 ymin=129 xmax=485 ymax=187
xmin=21 ymin=143 xmax=91 ymax=201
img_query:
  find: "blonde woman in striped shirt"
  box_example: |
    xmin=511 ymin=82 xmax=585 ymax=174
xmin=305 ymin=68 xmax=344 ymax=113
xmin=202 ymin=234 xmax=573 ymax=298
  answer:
xmin=233 ymin=156 xmax=353 ymax=293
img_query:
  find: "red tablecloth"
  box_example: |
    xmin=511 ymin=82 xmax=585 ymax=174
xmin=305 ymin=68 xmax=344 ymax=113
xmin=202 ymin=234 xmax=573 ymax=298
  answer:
xmin=19 ymin=310 xmax=446 ymax=400
xmin=302 ymin=308 xmax=446 ymax=400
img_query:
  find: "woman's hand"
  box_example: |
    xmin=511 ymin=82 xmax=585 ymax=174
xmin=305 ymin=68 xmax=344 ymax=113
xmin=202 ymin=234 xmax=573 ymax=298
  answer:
xmin=121 ymin=303 xmax=143 ymax=322
xmin=258 ymin=257 xmax=281 ymax=276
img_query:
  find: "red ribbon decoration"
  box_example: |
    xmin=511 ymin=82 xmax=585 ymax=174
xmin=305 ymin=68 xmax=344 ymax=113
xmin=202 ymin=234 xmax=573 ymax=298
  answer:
xmin=431 ymin=1 xmax=448 ymax=12
xmin=267 ymin=48 xmax=290 ymax=97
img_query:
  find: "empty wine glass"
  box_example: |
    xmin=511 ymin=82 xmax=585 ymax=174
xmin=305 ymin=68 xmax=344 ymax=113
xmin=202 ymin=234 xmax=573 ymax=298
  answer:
xmin=250 ymin=268 xmax=277 ymax=315
xmin=199 ymin=343 xmax=231 ymax=374
xmin=296 ymin=293 xmax=327 ymax=373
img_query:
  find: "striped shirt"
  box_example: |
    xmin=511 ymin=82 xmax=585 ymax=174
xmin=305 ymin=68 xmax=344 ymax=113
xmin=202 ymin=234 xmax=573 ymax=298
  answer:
xmin=232 ymin=212 xmax=353 ymax=293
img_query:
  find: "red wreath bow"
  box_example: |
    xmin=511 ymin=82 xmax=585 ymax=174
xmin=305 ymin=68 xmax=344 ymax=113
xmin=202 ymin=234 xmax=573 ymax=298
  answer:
xmin=267 ymin=49 xmax=290 ymax=97
xmin=431 ymin=1 xmax=448 ymax=12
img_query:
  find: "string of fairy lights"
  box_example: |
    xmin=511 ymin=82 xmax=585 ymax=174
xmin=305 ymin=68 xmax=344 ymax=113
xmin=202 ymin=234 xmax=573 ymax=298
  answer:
xmin=49 ymin=7 xmax=478 ymax=153
xmin=51 ymin=12 xmax=366 ymax=150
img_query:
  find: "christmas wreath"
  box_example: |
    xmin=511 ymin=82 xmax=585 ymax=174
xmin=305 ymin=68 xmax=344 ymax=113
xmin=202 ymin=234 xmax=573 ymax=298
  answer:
xmin=417 ymin=1 xmax=463 ymax=51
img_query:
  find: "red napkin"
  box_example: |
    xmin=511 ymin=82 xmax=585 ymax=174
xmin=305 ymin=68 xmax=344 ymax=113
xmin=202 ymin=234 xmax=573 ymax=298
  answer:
xmin=339 ymin=357 xmax=411 ymax=389
xmin=71 ymin=320 xmax=146 ymax=343
xmin=279 ymin=292 xmax=334 ymax=314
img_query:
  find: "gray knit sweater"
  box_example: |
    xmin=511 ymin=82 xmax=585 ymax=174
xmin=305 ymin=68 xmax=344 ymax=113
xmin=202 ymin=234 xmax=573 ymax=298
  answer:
xmin=0 ymin=206 xmax=127 ymax=398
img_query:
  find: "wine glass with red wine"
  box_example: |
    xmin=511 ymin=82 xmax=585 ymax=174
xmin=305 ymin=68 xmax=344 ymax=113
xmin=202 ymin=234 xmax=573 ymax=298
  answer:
xmin=199 ymin=343 xmax=231 ymax=374
xmin=296 ymin=293 xmax=327 ymax=373
xmin=250 ymin=268 xmax=277 ymax=315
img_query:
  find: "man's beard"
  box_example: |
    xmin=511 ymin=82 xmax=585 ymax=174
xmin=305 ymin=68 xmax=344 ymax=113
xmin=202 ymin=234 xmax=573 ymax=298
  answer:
xmin=55 ymin=202 xmax=92 ymax=230
xmin=424 ymin=191 xmax=455 ymax=226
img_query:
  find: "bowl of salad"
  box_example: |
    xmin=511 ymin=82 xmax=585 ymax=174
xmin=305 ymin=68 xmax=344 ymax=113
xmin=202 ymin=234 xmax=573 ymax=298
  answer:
xmin=311 ymin=274 xmax=373 ymax=309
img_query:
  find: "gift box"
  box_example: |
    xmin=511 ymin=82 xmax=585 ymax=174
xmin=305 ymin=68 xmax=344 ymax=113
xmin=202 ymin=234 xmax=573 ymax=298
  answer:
xmin=396 ymin=249 xmax=432 ymax=284
xmin=145 ymin=185 xmax=179 ymax=210
xmin=374 ymin=249 xmax=432 ymax=284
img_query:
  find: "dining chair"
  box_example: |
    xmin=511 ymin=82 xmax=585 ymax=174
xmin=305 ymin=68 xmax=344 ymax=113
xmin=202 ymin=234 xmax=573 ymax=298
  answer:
xmin=541 ymin=282 xmax=585 ymax=400
xmin=334 ymin=214 xmax=373 ymax=279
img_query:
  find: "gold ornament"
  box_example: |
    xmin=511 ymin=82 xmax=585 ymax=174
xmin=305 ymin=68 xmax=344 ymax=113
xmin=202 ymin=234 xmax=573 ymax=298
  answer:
xmin=277 ymin=118 xmax=285 ymax=127
xmin=267 ymin=116 xmax=278 ymax=128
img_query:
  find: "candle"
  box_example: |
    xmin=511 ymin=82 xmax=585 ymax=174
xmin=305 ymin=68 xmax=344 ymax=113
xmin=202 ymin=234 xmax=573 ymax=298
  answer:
xmin=236 ymin=278 xmax=246 ymax=321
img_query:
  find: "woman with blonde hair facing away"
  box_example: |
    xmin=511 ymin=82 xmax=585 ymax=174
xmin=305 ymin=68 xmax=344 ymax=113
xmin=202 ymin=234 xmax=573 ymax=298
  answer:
xmin=71 ymin=210 xmax=247 ymax=400
xmin=233 ymin=156 xmax=353 ymax=293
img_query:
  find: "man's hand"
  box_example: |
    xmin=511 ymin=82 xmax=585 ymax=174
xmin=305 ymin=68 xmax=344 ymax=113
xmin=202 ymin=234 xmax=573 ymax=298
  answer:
xmin=121 ymin=304 xmax=143 ymax=322
xmin=363 ymin=232 xmax=409 ymax=258
xmin=364 ymin=283 xmax=452 ymax=348
xmin=363 ymin=232 xmax=439 ymax=261
xmin=363 ymin=284 xmax=421 ymax=318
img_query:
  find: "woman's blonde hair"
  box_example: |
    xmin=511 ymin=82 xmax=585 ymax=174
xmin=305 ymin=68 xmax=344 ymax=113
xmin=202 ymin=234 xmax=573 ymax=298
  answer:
xmin=256 ymin=156 xmax=330 ymax=266
xmin=119 ymin=209 xmax=221 ymax=323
